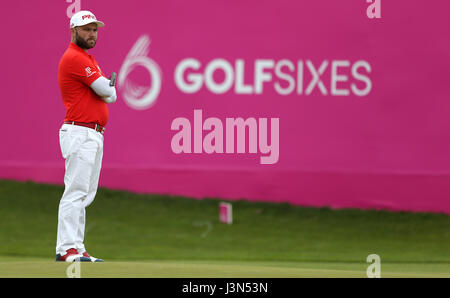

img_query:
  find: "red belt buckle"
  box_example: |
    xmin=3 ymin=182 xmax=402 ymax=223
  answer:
xmin=96 ymin=124 xmax=105 ymax=134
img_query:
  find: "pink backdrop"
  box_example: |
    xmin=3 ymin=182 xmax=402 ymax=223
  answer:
xmin=1 ymin=0 xmax=450 ymax=214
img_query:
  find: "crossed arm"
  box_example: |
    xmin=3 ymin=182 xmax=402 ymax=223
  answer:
xmin=90 ymin=76 xmax=117 ymax=103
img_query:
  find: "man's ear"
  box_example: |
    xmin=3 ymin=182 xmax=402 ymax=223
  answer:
xmin=70 ymin=28 xmax=76 ymax=40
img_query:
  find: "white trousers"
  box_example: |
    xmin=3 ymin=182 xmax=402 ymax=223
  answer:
xmin=56 ymin=124 xmax=104 ymax=255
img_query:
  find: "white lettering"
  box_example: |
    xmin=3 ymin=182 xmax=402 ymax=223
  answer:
xmin=204 ymin=59 xmax=234 ymax=94
xmin=174 ymin=58 xmax=203 ymax=93
xmin=235 ymin=59 xmax=253 ymax=94
xmin=274 ymin=59 xmax=296 ymax=95
xmin=305 ymin=60 xmax=329 ymax=95
xmin=331 ymin=60 xmax=350 ymax=96
xmin=351 ymin=60 xmax=372 ymax=96
xmin=174 ymin=58 xmax=372 ymax=97
xmin=254 ymin=59 xmax=275 ymax=94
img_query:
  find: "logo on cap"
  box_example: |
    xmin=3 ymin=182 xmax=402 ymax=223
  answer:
xmin=82 ymin=14 xmax=96 ymax=20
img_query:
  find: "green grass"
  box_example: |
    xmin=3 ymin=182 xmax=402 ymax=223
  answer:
xmin=1 ymin=179 xmax=450 ymax=277
xmin=1 ymin=257 xmax=449 ymax=278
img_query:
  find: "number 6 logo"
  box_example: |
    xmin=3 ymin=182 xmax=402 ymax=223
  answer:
xmin=118 ymin=35 xmax=162 ymax=110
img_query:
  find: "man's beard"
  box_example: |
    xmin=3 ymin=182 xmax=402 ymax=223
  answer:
xmin=75 ymin=31 xmax=96 ymax=49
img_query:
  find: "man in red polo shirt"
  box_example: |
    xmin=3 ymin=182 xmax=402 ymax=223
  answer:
xmin=56 ymin=10 xmax=116 ymax=262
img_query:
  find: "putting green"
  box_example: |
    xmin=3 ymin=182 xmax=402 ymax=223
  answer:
xmin=0 ymin=256 xmax=449 ymax=278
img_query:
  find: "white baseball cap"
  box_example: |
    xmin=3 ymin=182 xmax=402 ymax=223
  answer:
xmin=70 ymin=10 xmax=105 ymax=29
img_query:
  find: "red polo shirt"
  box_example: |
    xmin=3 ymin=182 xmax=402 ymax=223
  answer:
xmin=58 ymin=42 xmax=108 ymax=127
